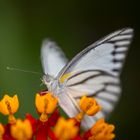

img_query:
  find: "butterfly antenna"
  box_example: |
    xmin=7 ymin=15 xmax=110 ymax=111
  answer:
xmin=6 ymin=66 xmax=42 ymax=75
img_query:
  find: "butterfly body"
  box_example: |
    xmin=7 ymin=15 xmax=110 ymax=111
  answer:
xmin=41 ymin=28 xmax=134 ymax=130
xmin=42 ymin=74 xmax=66 ymax=97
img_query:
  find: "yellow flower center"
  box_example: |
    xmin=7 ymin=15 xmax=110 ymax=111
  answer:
xmin=54 ymin=117 xmax=79 ymax=140
xmin=79 ymin=95 xmax=101 ymax=116
xmin=5 ymin=100 xmax=12 ymax=114
xmin=11 ymin=119 xmax=33 ymax=140
xmin=89 ymin=118 xmax=115 ymax=140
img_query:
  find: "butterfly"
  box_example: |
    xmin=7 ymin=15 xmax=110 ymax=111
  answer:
xmin=41 ymin=28 xmax=134 ymax=130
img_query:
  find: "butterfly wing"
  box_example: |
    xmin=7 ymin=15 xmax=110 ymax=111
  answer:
xmin=41 ymin=39 xmax=68 ymax=77
xmin=57 ymin=28 xmax=134 ymax=129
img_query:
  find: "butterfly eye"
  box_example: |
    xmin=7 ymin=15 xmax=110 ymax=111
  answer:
xmin=43 ymin=75 xmax=50 ymax=83
xmin=43 ymin=74 xmax=55 ymax=85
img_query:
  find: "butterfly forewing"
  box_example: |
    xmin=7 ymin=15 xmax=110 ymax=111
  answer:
xmin=41 ymin=39 xmax=68 ymax=77
xmin=56 ymin=28 xmax=133 ymax=129
xmin=58 ymin=28 xmax=133 ymax=77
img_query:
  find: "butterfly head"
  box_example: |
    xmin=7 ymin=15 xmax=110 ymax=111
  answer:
xmin=42 ymin=74 xmax=55 ymax=91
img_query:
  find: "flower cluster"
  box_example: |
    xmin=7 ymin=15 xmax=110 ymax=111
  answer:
xmin=0 ymin=91 xmax=115 ymax=140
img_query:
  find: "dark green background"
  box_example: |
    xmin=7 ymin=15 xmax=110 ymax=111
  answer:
xmin=0 ymin=1 xmax=139 ymax=139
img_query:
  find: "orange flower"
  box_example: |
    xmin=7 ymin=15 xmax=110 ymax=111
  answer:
xmin=35 ymin=92 xmax=58 ymax=114
xmin=0 ymin=94 xmax=19 ymax=124
xmin=89 ymin=118 xmax=115 ymax=140
xmin=54 ymin=117 xmax=79 ymax=140
xmin=11 ymin=119 xmax=33 ymax=140
xmin=35 ymin=92 xmax=58 ymax=122
xmin=80 ymin=96 xmax=101 ymax=116
xmin=0 ymin=92 xmax=116 ymax=140
xmin=0 ymin=95 xmax=19 ymax=115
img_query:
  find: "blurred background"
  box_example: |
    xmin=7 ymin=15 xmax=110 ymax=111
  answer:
xmin=0 ymin=0 xmax=139 ymax=139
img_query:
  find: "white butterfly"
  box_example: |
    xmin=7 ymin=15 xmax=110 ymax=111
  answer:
xmin=41 ymin=28 xmax=134 ymax=130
